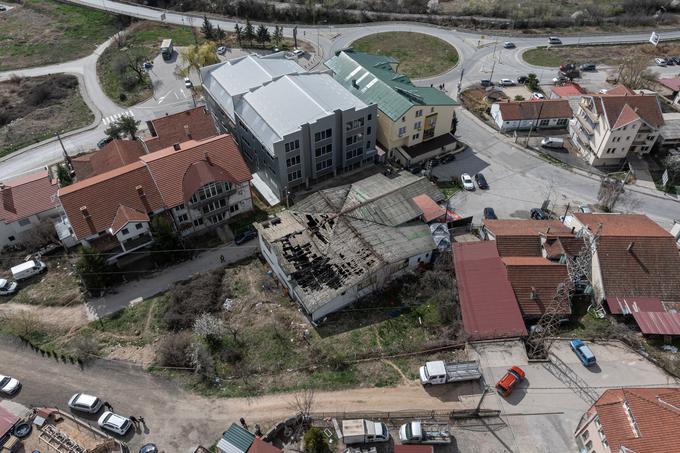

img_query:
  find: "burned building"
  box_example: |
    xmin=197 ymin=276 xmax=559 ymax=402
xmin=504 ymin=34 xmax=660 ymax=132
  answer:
xmin=255 ymin=171 xmax=444 ymax=321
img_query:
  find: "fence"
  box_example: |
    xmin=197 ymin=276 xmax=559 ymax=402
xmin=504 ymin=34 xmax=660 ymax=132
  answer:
xmin=310 ymin=408 xmax=500 ymax=424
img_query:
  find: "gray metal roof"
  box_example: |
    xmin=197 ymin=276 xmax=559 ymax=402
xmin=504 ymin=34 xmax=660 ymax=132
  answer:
xmin=217 ymin=424 xmax=254 ymax=453
xmin=660 ymin=118 xmax=680 ymax=140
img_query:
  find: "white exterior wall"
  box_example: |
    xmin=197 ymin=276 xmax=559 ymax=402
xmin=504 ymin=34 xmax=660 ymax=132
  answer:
xmin=491 ymin=104 xmax=570 ymax=132
xmin=574 ymin=416 xmax=610 ymax=453
xmin=0 ymin=206 xmax=61 ymax=248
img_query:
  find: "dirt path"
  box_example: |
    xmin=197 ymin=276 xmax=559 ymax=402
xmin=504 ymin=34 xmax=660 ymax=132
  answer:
xmin=0 ymin=302 xmax=88 ymax=331
xmin=374 ymin=331 xmax=411 ymax=385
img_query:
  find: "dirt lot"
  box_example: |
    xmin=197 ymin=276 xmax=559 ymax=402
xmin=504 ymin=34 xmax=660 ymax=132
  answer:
xmin=0 ymin=74 xmax=94 ymax=157
xmin=524 ymin=41 xmax=680 ymax=67
xmin=501 ymin=85 xmax=533 ymax=100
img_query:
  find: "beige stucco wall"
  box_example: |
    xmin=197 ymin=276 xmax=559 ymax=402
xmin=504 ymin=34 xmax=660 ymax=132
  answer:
xmin=377 ymin=104 xmax=455 ymax=152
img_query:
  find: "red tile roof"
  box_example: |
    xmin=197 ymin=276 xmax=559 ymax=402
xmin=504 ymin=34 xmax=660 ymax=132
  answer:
xmin=603 ymin=85 xmax=636 ymax=96
xmin=143 ymin=107 xmax=218 ymax=153
xmin=659 ymin=78 xmax=680 ymax=92
xmin=496 ymin=99 xmax=573 ymax=121
xmin=0 ymin=170 xmax=58 ymax=224
xmin=248 ymin=437 xmax=282 ymax=453
xmin=110 ymin=205 xmax=150 ymax=235
xmin=607 ymin=296 xmax=664 ymax=315
xmin=502 ymin=257 xmax=570 ymax=316
xmin=551 ymin=83 xmax=585 ymax=98
xmin=484 ymin=220 xmax=574 ymax=256
xmin=587 ymin=388 xmax=680 ymax=453
xmin=633 ymin=311 xmax=680 ymax=335
xmin=142 ymin=135 xmax=251 ymax=208
xmin=72 ymin=140 xmax=146 ymax=179
xmin=58 ymin=162 xmax=165 ymax=240
xmin=592 ymin=94 xmax=664 ymax=129
xmin=574 ymin=213 xmax=670 ymax=237
xmin=453 ymin=241 xmax=527 ymax=340
xmin=411 ymin=194 xmax=445 ymax=222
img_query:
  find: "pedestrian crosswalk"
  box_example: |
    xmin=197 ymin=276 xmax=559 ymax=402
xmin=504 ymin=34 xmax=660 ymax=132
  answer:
xmin=102 ymin=110 xmax=135 ymax=126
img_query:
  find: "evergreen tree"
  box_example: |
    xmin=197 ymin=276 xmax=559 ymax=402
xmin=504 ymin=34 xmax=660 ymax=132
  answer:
xmin=150 ymin=216 xmax=183 ymax=264
xmin=215 ymin=25 xmax=226 ymax=42
xmin=256 ymin=24 xmax=270 ymax=47
xmin=243 ymin=19 xmax=255 ymax=48
xmin=201 ymin=15 xmax=214 ymax=40
xmin=234 ymin=23 xmax=243 ymax=47
xmin=56 ymin=163 xmax=73 ymax=187
xmin=76 ymin=245 xmax=111 ymax=295
xmin=272 ymin=25 xmax=283 ymax=47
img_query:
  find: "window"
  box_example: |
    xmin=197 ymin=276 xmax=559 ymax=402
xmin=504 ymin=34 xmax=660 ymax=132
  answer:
xmin=288 ymin=169 xmax=302 ymax=182
xmin=18 ymin=218 xmax=31 ymax=227
xmin=316 ymin=158 xmax=333 ymax=171
xmin=314 ymin=128 xmax=332 ymax=142
xmin=402 ymin=117 xmax=406 ymax=122
xmin=626 ymin=136 xmax=631 ymax=140
xmin=368 ymin=114 xmax=372 ymax=121
xmin=346 ymin=118 xmax=364 ymax=131
xmin=622 ymin=125 xmax=627 ymax=130
xmin=581 ymin=431 xmax=590 ymax=441
xmin=315 ymin=144 xmax=333 ymax=157
xmin=284 ymin=139 xmax=300 ymax=153
xmin=641 ymin=146 xmax=649 ymax=151
xmin=229 ymin=204 xmax=240 ymax=213
xmin=193 ymin=218 xmax=204 ymax=227
xmin=174 ymin=204 xmax=185 ymax=211
xmin=585 ymin=441 xmax=592 ymax=450
xmin=366 ymin=140 xmax=371 ymax=149
xmin=647 ymin=135 xmax=655 ymax=141
xmin=135 ymin=223 xmax=143 ymax=230
xmin=190 ymin=181 xmax=229 ymax=203
xmin=412 ymin=133 xmax=420 ymax=140
xmin=121 ymin=228 xmax=129 ymax=235
xmin=415 ymin=109 xmax=423 ymax=118
xmin=367 ymin=126 xmax=371 ymax=135
xmin=286 ymin=155 xmax=301 ymax=167
xmin=177 ymin=214 xmax=189 ymax=222
xmin=346 ymin=147 xmax=363 ymax=160
xmin=398 ymin=127 xmax=407 ymax=137
xmin=414 ymin=121 xmax=422 ymax=130
xmin=557 ymin=118 xmax=568 ymax=126
xmin=539 ymin=119 xmax=550 ymax=127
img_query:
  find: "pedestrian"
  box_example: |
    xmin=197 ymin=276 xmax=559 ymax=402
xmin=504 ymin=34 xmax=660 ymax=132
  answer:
xmin=219 ymin=254 xmax=225 ymax=263
xmin=240 ymin=417 xmax=248 ymax=430
xmin=139 ymin=416 xmax=146 ymax=427
xmin=104 ymin=402 xmax=113 ymax=412
xmin=130 ymin=415 xmax=139 ymax=427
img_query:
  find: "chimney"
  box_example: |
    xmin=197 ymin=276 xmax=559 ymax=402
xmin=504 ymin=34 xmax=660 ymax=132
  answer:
xmin=80 ymin=206 xmax=97 ymax=234
xmin=204 ymin=152 xmax=212 ymax=165
xmin=1 ymin=184 xmax=15 ymax=214
xmin=627 ymin=241 xmax=635 ymax=252
xmin=546 ymin=227 xmax=551 ymax=234
xmin=136 ymin=185 xmax=151 ymax=212
xmin=173 ymin=143 xmax=181 ymax=151
xmin=184 ymin=124 xmax=191 ymax=139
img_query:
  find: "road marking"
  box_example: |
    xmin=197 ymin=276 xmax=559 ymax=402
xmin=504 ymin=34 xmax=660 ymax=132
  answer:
xmin=102 ymin=110 xmax=134 ymax=125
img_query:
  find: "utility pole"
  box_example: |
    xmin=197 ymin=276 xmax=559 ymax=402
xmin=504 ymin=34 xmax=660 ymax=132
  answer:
xmin=526 ymin=100 xmax=546 ymax=145
xmin=488 ymin=39 xmax=499 ymax=83
xmin=57 ymin=132 xmax=72 ymax=171
xmin=563 ymin=202 xmax=570 ymax=220
xmin=457 ymin=68 xmax=465 ymax=96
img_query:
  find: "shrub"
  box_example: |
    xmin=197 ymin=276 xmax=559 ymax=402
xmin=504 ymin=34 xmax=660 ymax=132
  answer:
xmin=76 ymin=245 xmax=113 ymax=295
xmin=304 ymin=428 xmax=331 ymax=453
xmin=157 ymin=332 xmax=193 ymax=367
xmin=164 ymin=270 xmax=223 ymax=330
xmin=69 ymin=335 xmax=100 ymax=362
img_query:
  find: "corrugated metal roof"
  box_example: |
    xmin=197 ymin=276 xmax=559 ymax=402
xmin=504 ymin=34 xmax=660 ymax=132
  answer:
xmin=632 ymin=311 xmax=680 ymax=335
xmin=219 ymin=423 xmax=254 ymax=453
xmin=453 ymin=241 xmax=527 ymax=340
xmin=0 ymin=405 xmax=18 ymax=438
xmin=607 ymin=296 xmax=664 ymax=315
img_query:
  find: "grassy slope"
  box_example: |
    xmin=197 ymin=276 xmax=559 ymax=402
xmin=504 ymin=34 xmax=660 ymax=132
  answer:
xmin=351 ymin=32 xmax=459 ymax=79
xmin=523 ymin=41 xmax=680 ymax=67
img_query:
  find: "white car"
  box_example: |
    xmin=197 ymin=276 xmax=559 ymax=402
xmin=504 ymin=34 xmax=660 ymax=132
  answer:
xmin=98 ymin=411 xmax=132 ymax=435
xmin=532 ymin=92 xmax=545 ymax=100
xmin=655 ymin=58 xmax=668 ymax=66
xmin=499 ymin=78 xmax=515 ymax=86
xmin=0 ymin=375 xmax=21 ymax=395
xmin=184 ymin=77 xmax=193 ymax=89
xmin=69 ymin=393 xmax=103 ymax=413
xmin=292 ymin=49 xmax=305 ymax=57
xmin=503 ymin=41 xmax=515 ymax=49
xmin=216 ymin=45 xmax=227 ymax=55
xmin=460 ymin=173 xmax=475 ymax=191
xmin=0 ymin=279 xmax=17 ymax=296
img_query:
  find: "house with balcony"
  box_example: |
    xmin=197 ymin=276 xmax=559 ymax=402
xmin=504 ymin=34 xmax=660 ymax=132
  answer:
xmin=202 ymin=53 xmax=377 ymax=204
xmin=58 ymin=135 xmax=252 ymax=263
xmin=325 ymin=50 xmax=458 ymax=167
xmin=490 ymin=99 xmax=573 ymax=133
xmin=568 ymin=92 xmax=664 ymax=166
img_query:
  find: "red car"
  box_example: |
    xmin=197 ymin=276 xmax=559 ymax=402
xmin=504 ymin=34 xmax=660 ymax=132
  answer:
xmin=496 ymin=366 xmax=525 ymax=397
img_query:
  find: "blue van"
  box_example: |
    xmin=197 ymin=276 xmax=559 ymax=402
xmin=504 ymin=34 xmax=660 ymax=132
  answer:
xmin=570 ymin=339 xmax=596 ymax=367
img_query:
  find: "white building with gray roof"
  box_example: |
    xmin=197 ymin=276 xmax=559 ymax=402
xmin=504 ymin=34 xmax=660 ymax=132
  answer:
xmin=255 ymin=171 xmax=444 ymax=321
xmin=202 ymin=53 xmax=378 ymax=204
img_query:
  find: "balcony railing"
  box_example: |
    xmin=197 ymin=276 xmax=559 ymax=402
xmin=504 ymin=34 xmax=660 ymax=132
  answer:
xmin=575 ymin=114 xmax=595 ymax=135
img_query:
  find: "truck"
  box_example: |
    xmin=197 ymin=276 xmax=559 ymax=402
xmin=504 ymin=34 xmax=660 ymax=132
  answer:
xmin=160 ymin=39 xmax=173 ymax=60
xmin=419 ymin=360 xmax=482 ymax=385
xmin=11 ymin=259 xmax=47 ymax=281
xmin=341 ymin=419 xmax=390 ymax=445
xmin=496 ymin=366 xmax=525 ymax=397
xmin=399 ymin=421 xmax=451 ymax=444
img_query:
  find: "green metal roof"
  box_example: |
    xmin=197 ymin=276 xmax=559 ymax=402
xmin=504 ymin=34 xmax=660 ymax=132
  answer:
xmin=219 ymin=423 xmax=255 ymax=453
xmin=325 ymin=50 xmax=457 ymax=121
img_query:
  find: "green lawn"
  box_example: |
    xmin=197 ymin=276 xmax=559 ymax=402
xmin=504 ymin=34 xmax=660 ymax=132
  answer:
xmin=0 ymin=0 xmax=119 ymax=71
xmin=350 ymin=32 xmax=459 ymax=79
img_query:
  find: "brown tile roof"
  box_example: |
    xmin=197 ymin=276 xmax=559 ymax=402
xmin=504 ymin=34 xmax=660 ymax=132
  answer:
xmin=72 ymin=140 xmax=146 ymax=179
xmin=574 ymin=213 xmax=671 ymax=237
xmin=411 ymin=194 xmax=445 ymax=222
xmin=110 ymin=205 xmax=150 ymax=235
xmin=141 ymin=135 xmax=251 ymax=208
xmin=496 ymin=99 xmax=573 ymax=121
xmin=543 ymin=236 xmax=584 ymax=259
xmin=143 ymin=107 xmax=218 ymax=153
xmin=502 ymin=257 xmax=570 ymax=316
xmin=603 ymin=85 xmax=636 ymax=96
xmin=588 ymin=388 xmax=680 ymax=453
xmin=551 ymin=83 xmax=585 ymax=98
xmin=0 ymin=170 xmax=58 ymax=224
xmin=58 ymin=162 xmax=165 ymax=240
xmin=591 ymin=94 xmax=664 ymax=129
xmin=249 ymin=438 xmax=283 ymax=453
xmin=484 ymin=220 xmax=574 ymax=257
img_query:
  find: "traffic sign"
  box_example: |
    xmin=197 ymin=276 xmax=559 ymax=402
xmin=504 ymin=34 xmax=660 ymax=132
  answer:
xmin=650 ymin=31 xmax=660 ymax=46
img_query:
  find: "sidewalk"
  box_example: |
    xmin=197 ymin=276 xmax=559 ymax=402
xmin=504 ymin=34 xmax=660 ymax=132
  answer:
xmin=86 ymin=239 xmax=259 ymax=319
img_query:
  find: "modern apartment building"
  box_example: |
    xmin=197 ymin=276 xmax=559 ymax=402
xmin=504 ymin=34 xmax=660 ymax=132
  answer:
xmin=325 ymin=50 xmax=458 ymax=167
xmin=569 ymin=90 xmax=664 ymax=166
xmin=202 ymin=53 xmax=378 ymax=203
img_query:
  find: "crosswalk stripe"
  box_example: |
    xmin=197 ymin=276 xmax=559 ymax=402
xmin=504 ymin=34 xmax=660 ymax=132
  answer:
xmin=102 ymin=110 xmax=135 ymax=126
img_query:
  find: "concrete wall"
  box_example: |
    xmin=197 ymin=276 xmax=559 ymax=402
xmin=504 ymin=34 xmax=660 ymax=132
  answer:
xmin=0 ymin=207 xmax=61 ymax=249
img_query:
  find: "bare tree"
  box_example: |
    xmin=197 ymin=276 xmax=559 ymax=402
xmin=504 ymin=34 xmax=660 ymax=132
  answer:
xmin=113 ymin=30 xmax=128 ymax=49
xmin=617 ymin=55 xmax=659 ymax=90
xmin=598 ymin=177 xmax=625 ymax=211
xmin=288 ymin=388 xmax=316 ymax=416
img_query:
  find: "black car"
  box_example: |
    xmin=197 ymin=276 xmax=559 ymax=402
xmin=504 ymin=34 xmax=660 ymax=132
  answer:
xmin=667 ymin=57 xmax=676 ymax=66
xmin=517 ymin=75 xmax=528 ymax=85
xmin=483 ymin=207 xmax=498 ymax=220
xmin=580 ymin=63 xmax=596 ymax=71
xmin=234 ymin=226 xmax=257 ymax=245
xmin=440 ymin=153 xmax=456 ymax=164
xmin=475 ymin=173 xmax=489 ymax=189
xmin=672 ymin=56 xmax=680 ymax=65
xmin=96 ymin=136 xmax=113 ymax=149
xmin=409 ymin=165 xmax=424 ymax=175
xmin=530 ymin=208 xmax=548 ymax=220
xmin=429 ymin=158 xmax=440 ymax=168
xmin=480 ymin=79 xmax=494 ymax=87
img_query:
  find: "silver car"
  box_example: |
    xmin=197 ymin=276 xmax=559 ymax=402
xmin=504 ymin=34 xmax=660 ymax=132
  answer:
xmin=0 ymin=375 xmax=21 ymax=395
xmin=69 ymin=393 xmax=103 ymax=413
xmin=98 ymin=411 xmax=132 ymax=435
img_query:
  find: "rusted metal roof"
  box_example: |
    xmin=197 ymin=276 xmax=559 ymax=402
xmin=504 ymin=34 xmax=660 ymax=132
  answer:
xmin=453 ymin=241 xmax=527 ymax=340
xmin=0 ymin=405 xmax=18 ymax=439
xmin=632 ymin=311 xmax=680 ymax=335
xmin=607 ymin=296 xmax=664 ymax=315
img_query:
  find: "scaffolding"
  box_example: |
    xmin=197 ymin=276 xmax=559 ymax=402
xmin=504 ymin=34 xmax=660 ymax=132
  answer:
xmin=525 ymin=224 xmax=602 ymax=360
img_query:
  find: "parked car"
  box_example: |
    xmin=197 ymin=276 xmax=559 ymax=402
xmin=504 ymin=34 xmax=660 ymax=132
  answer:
xmin=184 ymin=77 xmax=193 ymax=89
xmin=409 ymin=165 xmax=424 ymax=175
xmin=139 ymin=444 xmax=159 ymax=453
xmin=531 ymin=92 xmax=545 ymax=100
xmin=143 ymin=61 xmax=153 ymax=70
xmin=580 ymin=63 xmax=596 ymax=71
xmin=10 ymin=259 xmax=47 ymax=281
xmin=475 ymin=173 xmax=489 ymax=189
xmin=483 ymin=207 xmax=498 ymax=220
xmin=342 ymin=419 xmax=390 ymax=444
xmin=503 ymin=41 xmax=516 ymax=49
xmin=0 ymin=5 xmax=6 ymax=11
xmin=671 ymin=56 xmax=680 ymax=65
xmin=440 ymin=153 xmax=456 ymax=164
xmin=97 ymin=411 xmax=132 ymax=436
xmin=68 ymin=393 xmax=103 ymax=413
xmin=570 ymin=339 xmax=597 ymax=367
xmin=480 ymin=79 xmax=494 ymax=87
xmin=530 ymin=208 xmax=548 ymax=220
xmin=429 ymin=158 xmax=440 ymax=167
xmin=667 ymin=56 xmax=676 ymax=66
xmin=0 ymin=278 xmax=17 ymax=296
xmin=655 ymin=58 xmax=668 ymax=66
xmin=517 ymin=76 xmax=528 ymax=84
xmin=499 ymin=78 xmax=516 ymax=86
xmin=548 ymin=37 xmax=562 ymax=45
xmin=419 ymin=360 xmax=482 ymax=385
xmin=578 ymin=205 xmax=593 ymax=213
xmin=234 ymin=226 xmax=257 ymax=245
xmin=541 ymin=137 xmax=564 ymax=149
xmin=460 ymin=173 xmax=474 ymax=191
xmin=496 ymin=366 xmax=525 ymax=397
xmin=553 ymin=75 xmax=567 ymax=84
xmin=0 ymin=375 xmax=21 ymax=395
xmin=217 ymin=46 xmax=227 ymax=55
xmin=292 ymin=49 xmax=305 ymax=57
xmin=97 ymin=136 xmax=113 ymax=149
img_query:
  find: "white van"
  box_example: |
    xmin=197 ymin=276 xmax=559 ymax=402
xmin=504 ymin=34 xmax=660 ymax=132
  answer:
xmin=11 ymin=259 xmax=47 ymax=281
xmin=541 ymin=137 xmax=564 ymax=149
